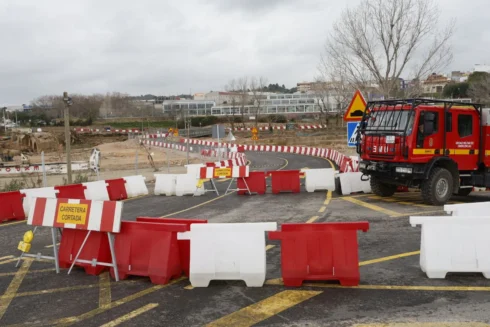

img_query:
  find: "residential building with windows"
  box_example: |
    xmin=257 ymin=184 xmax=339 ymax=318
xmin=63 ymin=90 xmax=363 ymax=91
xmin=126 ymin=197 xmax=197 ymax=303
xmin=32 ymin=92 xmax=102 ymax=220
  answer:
xmin=423 ymin=73 xmax=451 ymax=94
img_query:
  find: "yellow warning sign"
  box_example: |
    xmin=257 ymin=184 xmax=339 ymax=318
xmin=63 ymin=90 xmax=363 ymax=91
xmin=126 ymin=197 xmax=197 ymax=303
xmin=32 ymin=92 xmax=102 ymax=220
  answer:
xmin=214 ymin=167 xmax=231 ymax=178
xmin=196 ymin=179 xmax=204 ymax=188
xmin=56 ymin=203 xmax=88 ymax=225
xmin=251 ymin=127 xmax=258 ymax=134
xmin=343 ymin=90 xmax=367 ymax=122
xmin=251 ymin=134 xmax=259 ymax=141
xmin=173 ymin=128 xmax=179 ymax=136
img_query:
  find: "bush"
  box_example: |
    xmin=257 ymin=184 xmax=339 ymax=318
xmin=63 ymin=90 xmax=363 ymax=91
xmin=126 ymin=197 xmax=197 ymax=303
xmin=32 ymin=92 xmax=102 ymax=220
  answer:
xmin=258 ymin=116 xmax=269 ymax=123
xmin=189 ymin=116 xmax=219 ymax=127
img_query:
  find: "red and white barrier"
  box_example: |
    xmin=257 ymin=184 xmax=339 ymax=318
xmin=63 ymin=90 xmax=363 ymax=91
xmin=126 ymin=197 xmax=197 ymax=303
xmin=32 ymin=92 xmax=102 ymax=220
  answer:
xmin=199 ymin=166 xmax=249 ymax=179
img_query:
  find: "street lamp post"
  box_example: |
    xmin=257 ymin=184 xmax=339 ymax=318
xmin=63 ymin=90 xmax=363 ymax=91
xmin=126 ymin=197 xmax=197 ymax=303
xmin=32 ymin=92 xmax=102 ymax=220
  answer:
xmin=186 ymin=118 xmax=191 ymax=164
xmin=63 ymin=92 xmax=73 ymax=184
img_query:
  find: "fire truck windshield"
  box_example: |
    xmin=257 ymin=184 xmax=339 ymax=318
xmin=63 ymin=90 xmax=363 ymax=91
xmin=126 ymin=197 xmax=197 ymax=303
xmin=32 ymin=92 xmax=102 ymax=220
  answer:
xmin=365 ymin=110 xmax=414 ymax=134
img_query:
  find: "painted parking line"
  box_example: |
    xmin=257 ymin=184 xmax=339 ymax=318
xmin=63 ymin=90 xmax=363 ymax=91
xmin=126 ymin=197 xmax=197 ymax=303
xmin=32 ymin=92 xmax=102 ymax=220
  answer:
xmin=0 ymin=259 xmax=32 ymax=320
xmin=205 ymin=290 xmax=322 ymax=327
xmin=100 ymin=303 xmax=159 ymax=327
xmin=354 ymin=322 xmax=490 ymax=327
xmin=341 ymin=197 xmax=401 ymax=217
xmin=264 ymin=279 xmax=490 ymax=292
xmin=359 ymin=251 xmax=420 ymax=266
xmin=12 ymin=278 xmax=186 ymax=327
xmin=99 ymin=272 xmax=112 ymax=308
xmin=0 ymin=221 xmax=26 ymax=228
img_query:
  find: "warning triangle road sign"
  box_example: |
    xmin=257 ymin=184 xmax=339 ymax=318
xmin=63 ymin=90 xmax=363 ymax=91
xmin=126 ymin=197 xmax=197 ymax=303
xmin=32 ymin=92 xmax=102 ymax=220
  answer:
xmin=343 ymin=90 xmax=367 ymax=122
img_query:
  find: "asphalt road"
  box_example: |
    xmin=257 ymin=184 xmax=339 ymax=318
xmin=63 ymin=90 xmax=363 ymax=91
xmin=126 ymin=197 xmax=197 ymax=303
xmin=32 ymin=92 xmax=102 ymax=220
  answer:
xmin=0 ymin=151 xmax=490 ymax=326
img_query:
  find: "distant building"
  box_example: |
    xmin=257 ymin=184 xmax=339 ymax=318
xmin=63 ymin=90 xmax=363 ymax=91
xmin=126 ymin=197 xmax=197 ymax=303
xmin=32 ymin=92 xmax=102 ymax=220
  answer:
xmin=161 ymin=93 xmax=344 ymax=118
xmin=450 ymin=71 xmax=470 ymax=82
xmin=204 ymin=91 xmax=245 ymax=105
xmin=193 ymin=93 xmax=205 ymax=100
xmin=423 ymin=73 xmax=451 ymax=94
xmin=473 ymin=64 xmax=490 ymax=73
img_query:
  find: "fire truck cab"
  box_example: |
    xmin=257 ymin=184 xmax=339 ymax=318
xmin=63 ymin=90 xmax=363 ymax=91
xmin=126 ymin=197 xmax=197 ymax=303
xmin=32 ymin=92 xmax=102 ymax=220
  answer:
xmin=356 ymin=99 xmax=488 ymax=205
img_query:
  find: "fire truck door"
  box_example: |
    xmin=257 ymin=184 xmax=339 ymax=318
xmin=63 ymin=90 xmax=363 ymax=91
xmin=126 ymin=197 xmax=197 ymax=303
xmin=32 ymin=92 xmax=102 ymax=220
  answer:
xmin=416 ymin=110 xmax=442 ymax=155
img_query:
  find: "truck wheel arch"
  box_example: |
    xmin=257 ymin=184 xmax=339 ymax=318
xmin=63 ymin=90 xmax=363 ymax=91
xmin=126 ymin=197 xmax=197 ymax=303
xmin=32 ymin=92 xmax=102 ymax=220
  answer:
xmin=423 ymin=157 xmax=459 ymax=191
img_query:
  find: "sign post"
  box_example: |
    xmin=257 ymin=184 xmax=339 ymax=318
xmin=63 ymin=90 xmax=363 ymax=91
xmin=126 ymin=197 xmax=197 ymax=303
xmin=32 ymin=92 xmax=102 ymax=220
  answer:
xmin=344 ymin=90 xmax=367 ymax=148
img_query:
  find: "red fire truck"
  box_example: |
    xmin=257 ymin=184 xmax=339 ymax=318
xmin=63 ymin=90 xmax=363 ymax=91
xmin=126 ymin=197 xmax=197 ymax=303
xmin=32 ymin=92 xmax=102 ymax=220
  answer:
xmin=356 ymin=99 xmax=486 ymax=205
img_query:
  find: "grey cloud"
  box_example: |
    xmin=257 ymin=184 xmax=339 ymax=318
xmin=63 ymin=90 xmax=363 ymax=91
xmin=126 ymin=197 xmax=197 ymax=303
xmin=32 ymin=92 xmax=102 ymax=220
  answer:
xmin=0 ymin=0 xmax=489 ymax=105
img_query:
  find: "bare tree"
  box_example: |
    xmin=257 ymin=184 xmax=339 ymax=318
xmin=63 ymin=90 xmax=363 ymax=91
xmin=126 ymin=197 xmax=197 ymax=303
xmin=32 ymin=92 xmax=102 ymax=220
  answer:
xmin=236 ymin=77 xmax=249 ymax=128
xmin=469 ymin=75 xmax=490 ymax=105
xmin=224 ymin=79 xmax=239 ymax=131
xmin=320 ymin=0 xmax=454 ymax=98
xmin=250 ymin=76 xmax=268 ymax=127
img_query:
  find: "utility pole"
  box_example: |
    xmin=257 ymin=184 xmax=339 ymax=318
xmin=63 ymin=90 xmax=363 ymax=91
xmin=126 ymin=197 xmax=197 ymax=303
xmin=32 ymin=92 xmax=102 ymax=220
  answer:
xmin=186 ymin=118 xmax=191 ymax=164
xmin=63 ymin=92 xmax=73 ymax=184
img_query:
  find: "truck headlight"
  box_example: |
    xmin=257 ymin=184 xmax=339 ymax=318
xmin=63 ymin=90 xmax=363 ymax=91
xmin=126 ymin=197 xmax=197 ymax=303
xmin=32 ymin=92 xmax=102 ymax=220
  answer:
xmin=396 ymin=167 xmax=412 ymax=174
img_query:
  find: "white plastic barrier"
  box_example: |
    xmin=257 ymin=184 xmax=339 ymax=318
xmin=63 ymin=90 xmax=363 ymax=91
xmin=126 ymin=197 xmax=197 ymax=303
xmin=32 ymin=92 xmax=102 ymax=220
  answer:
xmin=185 ymin=164 xmax=206 ymax=178
xmin=123 ymin=175 xmax=149 ymax=198
xmin=154 ymin=174 xmax=177 ymax=196
xmin=338 ymin=172 xmax=371 ymax=195
xmin=20 ymin=187 xmax=57 ymax=216
xmin=83 ymin=181 xmax=110 ymax=201
xmin=410 ymin=215 xmax=490 ymax=279
xmin=444 ymin=202 xmax=490 ymax=216
xmin=303 ymin=168 xmax=336 ymax=192
xmin=178 ymin=222 xmax=277 ymax=287
xmin=175 ymin=174 xmax=205 ymax=196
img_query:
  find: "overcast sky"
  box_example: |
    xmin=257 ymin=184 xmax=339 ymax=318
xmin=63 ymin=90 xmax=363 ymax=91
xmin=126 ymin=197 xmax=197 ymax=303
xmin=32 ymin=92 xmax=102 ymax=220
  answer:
xmin=1 ymin=0 xmax=489 ymax=106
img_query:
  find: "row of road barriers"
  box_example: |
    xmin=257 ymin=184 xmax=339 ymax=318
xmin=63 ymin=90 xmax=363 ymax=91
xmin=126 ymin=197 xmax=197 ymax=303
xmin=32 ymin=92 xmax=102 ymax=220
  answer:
xmin=410 ymin=201 xmax=490 ymax=279
xmin=21 ymin=197 xmax=371 ymax=287
xmin=23 ymin=198 xmax=490 ymax=287
xmin=0 ymin=175 xmax=149 ymax=223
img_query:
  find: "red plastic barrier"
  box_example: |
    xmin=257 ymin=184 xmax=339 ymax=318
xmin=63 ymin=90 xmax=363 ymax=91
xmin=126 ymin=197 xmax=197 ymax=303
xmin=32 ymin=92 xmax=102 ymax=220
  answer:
xmin=268 ymin=170 xmax=301 ymax=194
xmin=0 ymin=191 xmax=26 ymax=222
xmin=396 ymin=185 xmax=409 ymax=192
xmin=58 ymin=229 xmax=111 ymax=275
xmin=237 ymin=146 xmax=245 ymax=153
xmin=268 ymin=221 xmax=369 ymax=287
xmin=136 ymin=217 xmax=207 ymax=277
xmin=237 ymin=171 xmax=267 ymax=195
xmin=106 ymin=178 xmax=128 ymax=200
xmin=110 ymin=221 xmax=187 ymax=284
xmin=54 ymin=184 xmax=86 ymax=199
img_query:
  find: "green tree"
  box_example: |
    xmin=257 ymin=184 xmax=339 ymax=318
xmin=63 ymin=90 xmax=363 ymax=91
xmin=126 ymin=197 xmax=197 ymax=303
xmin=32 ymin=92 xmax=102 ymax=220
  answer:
xmin=468 ymin=72 xmax=489 ymax=84
xmin=442 ymin=82 xmax=469 ymax=98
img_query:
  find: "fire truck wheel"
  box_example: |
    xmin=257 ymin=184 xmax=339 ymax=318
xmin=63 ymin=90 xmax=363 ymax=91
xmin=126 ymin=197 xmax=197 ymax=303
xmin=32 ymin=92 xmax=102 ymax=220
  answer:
xmin=422 ymin=167 xmax=454 ymax=205
xmin=370 ymin=176 xmax=397 ymax=197
xmin=455 ymin=187 xmax=472 ymax=196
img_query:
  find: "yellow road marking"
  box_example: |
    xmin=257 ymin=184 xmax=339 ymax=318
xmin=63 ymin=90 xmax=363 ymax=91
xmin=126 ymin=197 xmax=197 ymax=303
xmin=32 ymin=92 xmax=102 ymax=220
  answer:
xmin=205 ymin=290 xmax=322 ymax=327
xmin=359 ymin=251 xmax=420 ymax=266
xmin=99 ymin=272 xmax=112 ymax=308
xmin=0 ymin=259 xmax=19 ymax=266
xmin=264 ymin=279 xmax=490 ymax=291
xmin=184 ymin=285 xmax=194 ymax=290
xmin=0 ymin=259 xmax=32 ymax=320
xmin=20 ymin=278 xmax=185 ymax=327
xmin=318 ymin=206 xmax=326 ymax=213
xmin=160 ymin=192 xmax=235 ymax=217
xmin=0 ymin=268 xmax=55 ymax=277
xmin=45 ymin=243 xmax=60 ymax=248
xmin=342 ymin=197 xmax=400 ymax=217
xmin=391 ymin=209 xmax=444 ymax=217
xmin=0 ymin=255 xmax=14 ymax=261
xmin=306 ymin=216 xmax=319 ymax=223
xmin=354 ymin=323 xmax=490 ymax=327
xmin=100 ymin=303 xmax=159 ymax=327
xmin=265 ymin=244 xmax=275 ymax=251
xmin=324 ymin=191 xmax=332 ymax=205
xmin=277 ymin=157 xmax=289 ymax=170
xmin=0 ymin=220 xmax=26 ymax=228
xmin=122 ymin=194 xmax=148 ymax=202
